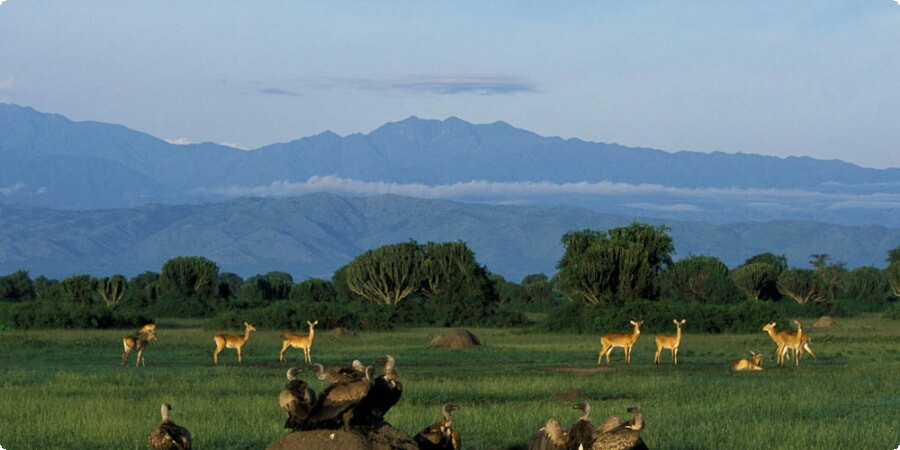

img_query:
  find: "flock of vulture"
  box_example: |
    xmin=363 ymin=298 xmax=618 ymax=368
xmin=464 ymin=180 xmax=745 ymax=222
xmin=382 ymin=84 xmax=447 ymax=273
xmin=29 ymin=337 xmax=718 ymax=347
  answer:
xmin=146 ymin=353 xmax=647 ymax=450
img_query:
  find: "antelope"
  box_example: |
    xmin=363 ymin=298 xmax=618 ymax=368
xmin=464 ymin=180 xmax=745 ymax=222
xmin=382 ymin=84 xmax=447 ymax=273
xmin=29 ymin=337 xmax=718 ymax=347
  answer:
xmin=213 ymin=322 xmax=256 ymax=365
xmin=731 ymin=351 xmax=764 ymax=371
xmin=122 ymin=328 xmax=157 ymax=367
xmin=598 ymin=319 xmax=643 ymax=365
xmin=279 ymin=320 xmax=318 ymax=364
xmin=762 ymin=321 xmax=814 ymax=367
xmin=654 ymin=319 xmax=686 ymax=365
xmin=138 ymin=323 xmax=157 ymax=335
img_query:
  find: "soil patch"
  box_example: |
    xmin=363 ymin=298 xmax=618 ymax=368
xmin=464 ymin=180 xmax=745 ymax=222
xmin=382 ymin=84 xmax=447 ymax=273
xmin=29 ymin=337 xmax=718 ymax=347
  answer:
xmin=539 ymin=367 xmax=611 ymax=375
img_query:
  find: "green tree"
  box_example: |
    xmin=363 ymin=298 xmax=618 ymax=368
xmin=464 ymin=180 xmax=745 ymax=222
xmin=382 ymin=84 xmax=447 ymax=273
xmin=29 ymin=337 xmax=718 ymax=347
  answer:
xmin=744 ymin=252 xmax=789 ymax=273
xmin=241 ymin=272 xmax=293 ymax=304
xmin=556 ymin=223 xmax=673 ymax=306
xmin=217 ymin=272 xmax=244 ymax=300
xmin=809 ymin=253 xmax=846 ymax=300
xmin=731 ymin=262 xmax=780 ymax=301
xmin=521 ymin=273 xmax=549 ymax=285
xmin=345 ymin=241 xmax=423 ymax=305
xmin=661 ymin=255 xmax=735 ymax=303
xmin=60 ymin=274 xmax=97 ymax=307
xmin=127 ymin=271 xmax=160 ymax=311
xmin=291 ymin=279 xmax=336 ymax=303
xmin=888 ymin=247 xmax=900 ymax=265
xmin=777 ymin=269 xmax=827 ymax=304
xmin=97 ymin=274 xmax=128 ymax=309
xmin=420 ymin=241 xmax=499 ymax=324
xmin=887 ymin=263 xmax=900 ymax=299
xmin=158 ymin=256 xmax=220 ymax=316
xmin=840 ymin=266 xmax=888 ymax=301
xmin=0 ymin=270 xmax=35 ymax=302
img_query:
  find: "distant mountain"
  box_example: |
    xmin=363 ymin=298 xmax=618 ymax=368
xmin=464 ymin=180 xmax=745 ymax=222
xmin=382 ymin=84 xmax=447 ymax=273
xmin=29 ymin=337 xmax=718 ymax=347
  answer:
xmin=2 ymin=103 xmax=898 ymax=226
xmin=0 ymin=193 xmax=896 ymax=281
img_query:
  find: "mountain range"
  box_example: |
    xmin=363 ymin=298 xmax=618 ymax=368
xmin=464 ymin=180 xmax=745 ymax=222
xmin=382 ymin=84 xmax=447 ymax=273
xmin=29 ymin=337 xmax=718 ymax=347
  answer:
xmin=1 ymin=103 xmax=898 ymax=280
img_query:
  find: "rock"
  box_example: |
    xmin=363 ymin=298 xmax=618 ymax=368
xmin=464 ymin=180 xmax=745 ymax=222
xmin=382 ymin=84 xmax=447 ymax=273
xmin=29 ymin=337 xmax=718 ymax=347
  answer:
xmin=328 ymin=327 xmax=359 ymax=338
xmin=813 ymin=316 xmax=837 ymax=328
xmin=429 ymin=329 xmax=482 ymax=349
xmin=552 ymin=388 xmax=588 ymax=400
xmin=266 ymin=423 xmax=418 ymax=450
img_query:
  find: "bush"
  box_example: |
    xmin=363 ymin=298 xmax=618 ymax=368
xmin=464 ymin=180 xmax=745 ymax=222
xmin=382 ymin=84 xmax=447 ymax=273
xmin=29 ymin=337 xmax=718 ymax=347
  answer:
xmin=1 ymin=300 xmax=149 ymax=329
xmin=541 ymin=299 xmax=786 ymax=334
xmin=883 ymin=302 xmax=900 ymax=320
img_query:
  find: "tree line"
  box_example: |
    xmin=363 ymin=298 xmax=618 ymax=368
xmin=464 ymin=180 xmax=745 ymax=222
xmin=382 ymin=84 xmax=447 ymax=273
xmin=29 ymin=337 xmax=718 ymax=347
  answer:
xmin=1 ymin=222 xmax=898 ymax=331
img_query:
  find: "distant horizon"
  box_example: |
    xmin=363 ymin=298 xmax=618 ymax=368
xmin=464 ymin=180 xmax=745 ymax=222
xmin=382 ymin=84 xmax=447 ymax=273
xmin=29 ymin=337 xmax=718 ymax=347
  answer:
xmin=5 ymin=101 xmax=897 ymax=172
xmin=2 ymin=2 xmax=900 ymax=169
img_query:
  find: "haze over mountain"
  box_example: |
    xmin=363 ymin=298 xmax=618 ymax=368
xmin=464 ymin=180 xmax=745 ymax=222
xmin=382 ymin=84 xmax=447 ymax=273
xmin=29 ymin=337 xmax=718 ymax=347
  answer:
xmin=2 ymin=103 xmax=898 ymax=226
xmin=1 ymin=104 xmax=898 ymax=280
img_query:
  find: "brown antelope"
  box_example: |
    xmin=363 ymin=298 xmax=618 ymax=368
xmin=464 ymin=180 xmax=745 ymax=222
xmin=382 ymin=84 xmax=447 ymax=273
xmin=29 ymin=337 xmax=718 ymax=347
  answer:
xmin=598 ymin=319 xmax=643 ymax=365
xmin=731 ymin=351 xmax=764 ymax=371
xmin=654 ymin=319 xmax=686 ymax=365
xmin=122 ymin=329 xmax=157 ymax=367
xmin=762 ymin=321 xmax=814 ymax=367
xmin=213 ymin=322 xmax=256 ymax=365
xmin=138 ymin=323 xmax=157 ymax=335
xmin=279 ymin=320 xmax=318 ymax=364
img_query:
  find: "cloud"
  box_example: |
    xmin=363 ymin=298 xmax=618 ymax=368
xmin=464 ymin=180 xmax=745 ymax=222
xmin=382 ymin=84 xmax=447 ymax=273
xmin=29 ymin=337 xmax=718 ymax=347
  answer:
xmin=198 ymin=176 xmax=900 ymax=209
xmin=0 ymin=183 xmax=27 ymax=195
xmin=257 ymin=87 xmax=300 ymax=97
xmin=329 ymin=75 xmax=537 ymax=96
xmin=164 ymin=137 xmax=193 ymax=145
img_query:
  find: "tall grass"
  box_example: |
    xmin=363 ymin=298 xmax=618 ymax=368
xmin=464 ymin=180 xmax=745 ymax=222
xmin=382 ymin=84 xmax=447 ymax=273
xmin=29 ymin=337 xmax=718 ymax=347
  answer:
xmin=1 ymin=315 xmax=898 ymax=449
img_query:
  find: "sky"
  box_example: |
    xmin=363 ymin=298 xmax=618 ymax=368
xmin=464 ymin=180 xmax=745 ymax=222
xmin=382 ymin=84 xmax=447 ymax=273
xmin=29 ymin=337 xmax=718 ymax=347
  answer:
xmin=1 ymin=1 xmax=899 ymax=169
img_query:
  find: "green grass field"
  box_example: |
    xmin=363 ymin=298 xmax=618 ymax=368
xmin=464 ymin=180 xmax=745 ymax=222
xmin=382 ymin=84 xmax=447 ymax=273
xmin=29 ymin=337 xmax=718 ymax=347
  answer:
xmin=1 ymin=315 xmax=898 ymax=449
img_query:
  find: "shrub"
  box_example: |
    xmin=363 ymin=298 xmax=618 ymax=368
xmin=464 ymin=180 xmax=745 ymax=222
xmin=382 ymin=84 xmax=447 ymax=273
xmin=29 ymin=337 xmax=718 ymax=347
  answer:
xmin=883 ymin=302 xmax=900 ymax=320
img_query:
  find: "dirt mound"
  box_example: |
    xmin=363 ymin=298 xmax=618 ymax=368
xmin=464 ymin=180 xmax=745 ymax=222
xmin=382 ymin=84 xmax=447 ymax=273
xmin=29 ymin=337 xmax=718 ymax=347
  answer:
xmin=540 ymin=367 xmax=610 ymax=375
xmin=266 ymin=424 xmax=417 ymax=450
xmin=327 ymin=327 xmax=359 ymax=338
xmin=813 ymin=316 xmax=838 ymax=328
xmin=429 ymin=329 xmax=482 ymax=349
xmin=552 ymin=388 xmax=589 ymax=400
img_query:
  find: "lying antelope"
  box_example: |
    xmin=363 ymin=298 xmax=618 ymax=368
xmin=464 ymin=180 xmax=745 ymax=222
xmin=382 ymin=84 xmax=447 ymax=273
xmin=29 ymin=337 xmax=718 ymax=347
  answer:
xmin=731 ymin=351 xmax=764 ymax=371
xmin=598 ymin=320 xmax=643 ymax=365
xmin=213 ymin=322 xmax=256 ymax=365
xmin=279 ymin=320 xmax=318 ymax=364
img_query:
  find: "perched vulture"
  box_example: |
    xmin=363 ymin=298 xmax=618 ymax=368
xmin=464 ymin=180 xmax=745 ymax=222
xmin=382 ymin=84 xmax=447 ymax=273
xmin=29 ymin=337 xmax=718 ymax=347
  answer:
xmin=279 ymin=367 xmax=317 ymax=431
xmin=312 ymin=360 xmax=366 ymax=384
xmin=567 ymin=402 xmax=596 ymax=450
xmin=305 ymin=365 xmax=375 ymax=430
xmin=414 ymin=403 xmax=461 ymax=450
xmin=526 ymin=417 xmax=567 ymax=450
xmin=592 ymin=405 xmax=648 ymax=450
xmin=148 ymin=403 xmax=192 ymax=450
xmin=350 ymin=354 xmax=403 ymax=426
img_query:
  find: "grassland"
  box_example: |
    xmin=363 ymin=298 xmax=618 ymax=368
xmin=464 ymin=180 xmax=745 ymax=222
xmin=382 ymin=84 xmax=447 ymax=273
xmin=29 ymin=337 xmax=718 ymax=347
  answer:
xmin=1 ymin=315 xmax=898 ymax=450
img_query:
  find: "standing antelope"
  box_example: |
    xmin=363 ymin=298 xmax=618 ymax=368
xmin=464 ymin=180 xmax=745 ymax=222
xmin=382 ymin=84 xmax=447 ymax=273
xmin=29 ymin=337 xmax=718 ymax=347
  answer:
xmin=213 ymin=322 xmax=256 ymax=365
xmin=731 ymin=351 xmax=764 ymax=371
xmin=778 ymin=320 xmax=808 ymax=367
xmin=279 ymin=320 xmax=318 ymax=364
xmin=654 ymin=319 xmax=686 ymax=365
xmin=122 ymin=328 xmax=157 ymax=367
xmin=598 ymin=320 xmax=643 ymax=365
xmin=762 ymin=321 xmax=814 ymax=367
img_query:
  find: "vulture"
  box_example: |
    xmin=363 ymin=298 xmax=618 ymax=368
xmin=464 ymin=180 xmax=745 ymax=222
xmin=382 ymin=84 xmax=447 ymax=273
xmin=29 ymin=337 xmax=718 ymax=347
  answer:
xmin=592 ymin=405 xmax=647 ymax=450
xmin=279 ymin=367 xmax=317 ymax=431
xmin=526 ymin=417 xmax=567 ymax=450
xmin=567 ymin=402 xmax=596 ymax=450
xmin=305 ymin=365 xmax=375 ymax=430
xmin=414 ymin=403 xmax=461 ymax=450
xmin=311 ymin=360 xmax=366 ymax=384
xmin=350 ymin=354 xmax=403 ymax=426
xmin=148 ymin=403 xmax=192 ymax=450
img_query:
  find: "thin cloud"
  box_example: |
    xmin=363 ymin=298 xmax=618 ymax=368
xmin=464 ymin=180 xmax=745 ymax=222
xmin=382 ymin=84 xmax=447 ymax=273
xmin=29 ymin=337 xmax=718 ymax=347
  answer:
xmin=330 ymin=75 xmax=537 ymax=96
xmin=164 ymin=137 xmax=193 ymax=145
xmin=257 ymin=87 xmax=300 ymax=97
xmin=0 ymin=183 xmax=26 ymax=195
xmin=198 ymin=176 xmax=900 ymax=208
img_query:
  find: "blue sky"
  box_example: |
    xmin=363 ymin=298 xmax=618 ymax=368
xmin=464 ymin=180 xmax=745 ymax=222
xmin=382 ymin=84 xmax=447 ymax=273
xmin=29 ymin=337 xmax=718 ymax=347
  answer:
xmin=1 ymin=1 xmax=899 ymax=168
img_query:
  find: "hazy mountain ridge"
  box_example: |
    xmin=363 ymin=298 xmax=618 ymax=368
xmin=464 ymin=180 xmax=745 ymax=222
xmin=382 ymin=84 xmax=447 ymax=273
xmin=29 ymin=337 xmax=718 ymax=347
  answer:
xmin=1 ymin=193 xmax=896 ymax=281
xmin=2 ymin=103 xmax=898 ymax=227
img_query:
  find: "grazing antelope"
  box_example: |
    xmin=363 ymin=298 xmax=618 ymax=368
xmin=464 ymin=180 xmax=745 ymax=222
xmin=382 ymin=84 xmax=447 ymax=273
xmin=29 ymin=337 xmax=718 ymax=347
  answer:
xmin=213 ymin=322 xmax=256 ymax=365
xmin=279 ymin=320 xmax=318 ymax=364
xmin=731 ymin=351 xmax=764 ymax=371
xmin=654 ymin=319 xmax=686 ymax=365
xmin=598 ymin=320 xmax=643 ymax=365
xmin=121 ymin=329 xmax=157 ymax=367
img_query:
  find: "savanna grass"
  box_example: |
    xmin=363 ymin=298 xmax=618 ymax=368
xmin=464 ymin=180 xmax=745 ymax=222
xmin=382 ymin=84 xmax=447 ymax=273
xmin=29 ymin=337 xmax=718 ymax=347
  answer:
xmin=0 ymin=315 xmax=898 ymax=449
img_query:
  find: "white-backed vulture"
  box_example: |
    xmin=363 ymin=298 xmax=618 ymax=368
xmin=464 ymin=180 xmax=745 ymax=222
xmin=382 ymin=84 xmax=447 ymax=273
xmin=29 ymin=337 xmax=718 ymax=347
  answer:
xmin=350 ymin=354 xmax=403 ymax=426
xmin=306 ymin=365 xmax=374 ymax=430
xmin=148 ymin=403 xmax=192 ymax=450
xmin=592 ymin=405 xmax=647 ymax=450
xmin=279 ymin=367 xmax=317 ymax=431
xmin=414 ymin=403 xmax=461 ymax=450
xmin=526 ymin=417 xmax=567 ymax=450
xmin=567 ymin=402 xmax=596 ymax=450
xmin=311 ymin=360 xmax=366 ymax=385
